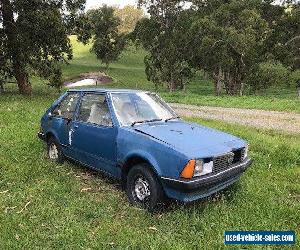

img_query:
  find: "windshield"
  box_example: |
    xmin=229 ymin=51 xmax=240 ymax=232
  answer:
xmin=111 ymin=92 xmax=178 ymax=126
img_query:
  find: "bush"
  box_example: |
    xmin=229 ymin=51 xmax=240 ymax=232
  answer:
xmin=245 ymin=62 xmax=294 ymax=93
xmin=291 ymin=70 xmax=300 ymax=88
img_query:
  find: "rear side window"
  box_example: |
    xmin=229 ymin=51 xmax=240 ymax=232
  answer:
xmin=53 ymin=93 xmax=80 ymax=119
xmin=77 ymin=94 xmax=113 ymax=127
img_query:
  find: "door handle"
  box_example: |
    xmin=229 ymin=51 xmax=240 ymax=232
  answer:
xmin=74 ymin=125 xmax=79 ymax=129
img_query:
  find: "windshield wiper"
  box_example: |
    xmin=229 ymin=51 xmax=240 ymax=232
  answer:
xmin=131 ymin=118 xmax=163 ymax=127
xmin=165 ymin=116 xmax=180 ymax=122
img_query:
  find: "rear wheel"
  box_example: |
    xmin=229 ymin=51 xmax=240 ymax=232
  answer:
xmin=47 ymin=137 xmax=64 ymax=164
xmin=126 ymin=164 xmax=164 ymax=211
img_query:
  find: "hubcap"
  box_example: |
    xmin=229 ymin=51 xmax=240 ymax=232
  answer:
xmin=134 ymin=177 xmax=151 ymax=201
xmin=49 ymin=143 xmax=59 ymax=160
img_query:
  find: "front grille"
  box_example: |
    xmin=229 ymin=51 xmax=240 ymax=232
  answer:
xmin=213 ymin=152 xmax=234 ymax=174
xmin=213 ymin=148 xmax=245 ymax=174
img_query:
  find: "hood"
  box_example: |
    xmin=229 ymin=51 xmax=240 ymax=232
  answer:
xmin=134 ymin=121 xmax=246 ymax=158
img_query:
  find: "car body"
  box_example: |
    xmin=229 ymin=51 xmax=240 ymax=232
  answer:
xmin=38 ymin=89 xmax=252 ymax=208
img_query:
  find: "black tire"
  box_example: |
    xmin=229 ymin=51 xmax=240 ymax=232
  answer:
xmin=47 ymin=137 xmax=64 ymax=164
xmin=126 ymin=163 xmax=165 ymax=211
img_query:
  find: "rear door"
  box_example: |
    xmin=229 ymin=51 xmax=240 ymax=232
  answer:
xmin=70 ymin=93 xmax=118 ymax=177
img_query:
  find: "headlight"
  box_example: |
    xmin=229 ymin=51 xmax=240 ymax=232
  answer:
xmin=194 ymin=159 xmax=213 ymax=177
xmin=194 ymin=160 xmax=204 ymax=177
xmin=180 ymin=159 xmax=213 ymax=179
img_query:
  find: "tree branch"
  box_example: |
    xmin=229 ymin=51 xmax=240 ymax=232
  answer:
xmin=285 ymin=35 xmax=300 ymax=45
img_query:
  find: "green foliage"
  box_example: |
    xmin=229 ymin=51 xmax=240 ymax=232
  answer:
xmin=189 ymin=0 xmax=271 ymax=95
xmin=245 ymin=62 xmax=295 ymax=93
xmin=264 ymin=3 xmax=300 ymax=69
xmin=134 ymin=1 xmax=195 ymax=91
xmin=0 ymin=28 xmax=11 ymax=92
xmin=292 ymin=70 xmax=300 ymax=88
xmin=192 ymin=0 xmax=300 ymax=95
xmin=47 ymin=65 xmax=64 ymax=90
xmin=136 ymin=0 xmax=300 ymax=96
xmin=0 ymin=0 xmax=86 ymax=94
xmin=78 ymin=5 xmax=127 ymax=70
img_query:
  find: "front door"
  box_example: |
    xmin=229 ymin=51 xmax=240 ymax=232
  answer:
xmin=70 ymin=93 xmax=118 ymax=177
xmin=50 ymin=93 xmax=80 ymax=147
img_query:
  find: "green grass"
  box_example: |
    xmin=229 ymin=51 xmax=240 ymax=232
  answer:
xmin=162 ymin=92 xmax=300 ymax=113
xmin=0 ymin=90 xmax=299 ymax=249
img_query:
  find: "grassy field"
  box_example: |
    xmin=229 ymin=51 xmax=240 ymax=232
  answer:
xmin=1 ymin=36 xmax=299 ymax=249
xmin=0 ymin=90 xmax=299 ymax=249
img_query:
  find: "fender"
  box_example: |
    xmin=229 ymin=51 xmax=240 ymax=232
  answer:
xmin=45 ymin=129 xmax=66 ymax=146
xmin=45 ymin=129 xmax=60 ymax=143
xmin=122 ymin=149 xmax=163 ymax=176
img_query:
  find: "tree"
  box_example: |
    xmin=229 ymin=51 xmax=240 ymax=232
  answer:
xmin=0 ymin=0 xmax=86 ymax=95
xmin=134 ymin=0 xmax=195 ymax=91
xmin=245 ymin=61 xmax=294 ymax=93
xmin=137 ymin=0 xmax=299 ymax=95
xmin=79 ymin=5 xmax=126 ymax=70
xmin=267 ymin=3 xmax=300 ymax=70
xmin=115 ymin=5 xmax=145 ymax=34
xmin=0 ymin=24 xmax=11 ymax=93
xmin=189 ymin=0 xmax=270 ymax=95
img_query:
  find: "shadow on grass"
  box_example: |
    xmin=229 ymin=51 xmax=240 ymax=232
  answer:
xmin=67 ymin=158 xmax=122 ymax=189
xmin=160 ymin=182 xmax=242 ymax=214
xmin=65 ymin=157 xmax=242 ymax=214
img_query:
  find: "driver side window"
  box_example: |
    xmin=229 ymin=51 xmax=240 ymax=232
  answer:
xmin=77 ymin=94 xmax=113 ymax=127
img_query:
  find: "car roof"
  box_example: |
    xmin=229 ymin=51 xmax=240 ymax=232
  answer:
xmin=67 ymin=88 xmax=149 ymax=94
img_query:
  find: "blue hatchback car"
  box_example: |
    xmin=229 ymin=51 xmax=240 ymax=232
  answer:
xmin=38 ymin=89 xmax=252 ymax=209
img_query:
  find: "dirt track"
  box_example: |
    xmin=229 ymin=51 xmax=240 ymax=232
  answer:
xmin=170 ymin=103 xmax=300 ymax=134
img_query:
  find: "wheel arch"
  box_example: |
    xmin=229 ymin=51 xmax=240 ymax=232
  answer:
xmin=121 ymin=153 xmax=161 ymax=187
xmin=45 ymin=131 xmax=58 ymax=143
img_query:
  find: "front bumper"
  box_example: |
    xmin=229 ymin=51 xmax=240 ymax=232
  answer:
xmin=160 ymin=158 xmax=252 ymax=202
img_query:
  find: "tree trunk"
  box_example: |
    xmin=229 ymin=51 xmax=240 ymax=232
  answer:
xmin=154 ymin=82 xmax=158 ymax=92
xmin=168 ymin=73 xmax=178 ymax=92
xmin=213 ymin=67 xmax=223 ymax=96
xmin=14 ymin=62 xmax=32 ymax=95
xmin=0 ymin=81 xmax=4 ymax=94
xmin=178 ymin=81 xmax=184 ymax=90
xmin=224 ymin=71 xmax=243 ymax=96
xmin=1 ymin=0 xmax=32 ymax=95
xmin=169 ymin=81 xmax=176 ymax=92
xmin=105 ymin=62 xmax=109 ymax=71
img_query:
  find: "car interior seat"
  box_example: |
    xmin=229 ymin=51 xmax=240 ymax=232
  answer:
xmin=88 ymin=103 xmax=103 ymax=125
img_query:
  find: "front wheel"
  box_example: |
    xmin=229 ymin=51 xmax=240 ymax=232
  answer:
xmin=47 ymin=137 xmax=64 ymax=164
xmin=126 ymin=164 xmax=164 ymax=211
